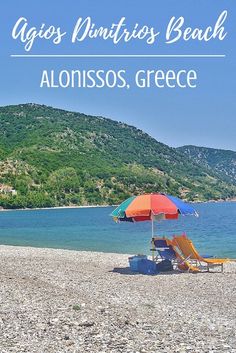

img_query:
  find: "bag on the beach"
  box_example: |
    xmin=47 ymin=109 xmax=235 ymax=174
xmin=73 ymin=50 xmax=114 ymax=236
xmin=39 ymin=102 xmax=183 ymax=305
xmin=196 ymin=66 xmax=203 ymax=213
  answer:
xmin=128 ymin=255 xmax=147 ymax=272
xmin=137 ymin=259 xmax=157 ymax=275
xmin=156 ymin=259 xmax=173 ymax=272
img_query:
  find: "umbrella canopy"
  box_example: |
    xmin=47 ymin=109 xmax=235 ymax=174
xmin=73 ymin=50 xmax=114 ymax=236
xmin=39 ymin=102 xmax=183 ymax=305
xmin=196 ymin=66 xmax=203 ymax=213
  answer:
xmin=111 ymin=193 xmax=198 ymax=261
xmin=111 ymin=193 xmax=198 ymax=222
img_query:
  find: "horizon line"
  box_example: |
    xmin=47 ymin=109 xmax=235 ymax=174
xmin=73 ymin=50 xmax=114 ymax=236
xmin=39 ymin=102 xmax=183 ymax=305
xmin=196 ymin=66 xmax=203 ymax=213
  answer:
xmin=10 ymin=54 xmax=226 ymax=58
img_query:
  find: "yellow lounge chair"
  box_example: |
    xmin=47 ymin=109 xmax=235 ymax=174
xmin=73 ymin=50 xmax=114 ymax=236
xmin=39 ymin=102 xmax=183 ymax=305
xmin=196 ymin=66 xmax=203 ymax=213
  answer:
xmin=152 ymin=237 xmax=199 ymax=273
xmin=167 ymin=239 xmax=200 ymax=273
xmin=172 ymin=234 xmax=229 ymax=272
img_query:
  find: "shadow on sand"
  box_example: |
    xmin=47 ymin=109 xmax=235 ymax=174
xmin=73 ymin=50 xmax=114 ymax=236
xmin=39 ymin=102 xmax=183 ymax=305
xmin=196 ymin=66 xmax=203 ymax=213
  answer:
xmin=110 ymin=267 xmax=182 ymax=276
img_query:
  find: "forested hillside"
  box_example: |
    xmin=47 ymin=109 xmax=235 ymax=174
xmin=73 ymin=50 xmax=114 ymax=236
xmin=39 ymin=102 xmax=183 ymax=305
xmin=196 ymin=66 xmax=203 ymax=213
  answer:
xmin=177 ymin=145 xmax=236 ymax=185
xmin=0 ymin=104 xmax=235 ymax=208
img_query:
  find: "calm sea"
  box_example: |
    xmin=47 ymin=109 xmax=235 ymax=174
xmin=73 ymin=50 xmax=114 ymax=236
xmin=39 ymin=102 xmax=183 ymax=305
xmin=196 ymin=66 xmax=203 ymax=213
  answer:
xmin=0 ymin=202 xmax=235 ymax=258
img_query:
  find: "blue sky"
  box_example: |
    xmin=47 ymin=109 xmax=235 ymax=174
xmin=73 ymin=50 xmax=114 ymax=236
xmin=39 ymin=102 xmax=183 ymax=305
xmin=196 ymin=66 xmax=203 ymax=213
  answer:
xmin=0 ymin=0 xmax=235 ymax=150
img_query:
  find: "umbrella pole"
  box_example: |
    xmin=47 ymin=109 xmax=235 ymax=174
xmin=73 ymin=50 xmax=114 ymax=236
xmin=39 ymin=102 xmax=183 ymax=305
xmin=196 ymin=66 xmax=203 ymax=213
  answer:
xmin=151 ymin=219 xmax=155 ymax=261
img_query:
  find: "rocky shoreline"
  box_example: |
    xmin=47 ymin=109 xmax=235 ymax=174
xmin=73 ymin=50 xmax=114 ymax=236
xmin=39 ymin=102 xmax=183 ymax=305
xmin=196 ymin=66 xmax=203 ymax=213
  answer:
xmin=0 ymin=245 xmax=236 ymax=353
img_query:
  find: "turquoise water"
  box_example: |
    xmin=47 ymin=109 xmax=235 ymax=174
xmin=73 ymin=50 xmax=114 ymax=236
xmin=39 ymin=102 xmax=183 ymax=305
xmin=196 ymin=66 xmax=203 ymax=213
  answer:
xmin=0 ymin=202 xmax=235 ymax=257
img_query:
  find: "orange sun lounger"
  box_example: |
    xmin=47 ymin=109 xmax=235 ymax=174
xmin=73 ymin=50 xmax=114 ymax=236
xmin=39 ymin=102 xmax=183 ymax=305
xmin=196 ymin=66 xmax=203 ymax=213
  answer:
xmin=172 ymin=234 xmax=229 ymax=272
xmin=152 ymin=237 xmax=199 ymax=273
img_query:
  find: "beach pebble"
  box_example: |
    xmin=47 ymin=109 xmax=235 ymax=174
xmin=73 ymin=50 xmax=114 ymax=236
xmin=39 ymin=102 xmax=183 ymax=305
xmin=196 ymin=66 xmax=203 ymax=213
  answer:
xmin=0 ymin=245 xmax=236 ymax=353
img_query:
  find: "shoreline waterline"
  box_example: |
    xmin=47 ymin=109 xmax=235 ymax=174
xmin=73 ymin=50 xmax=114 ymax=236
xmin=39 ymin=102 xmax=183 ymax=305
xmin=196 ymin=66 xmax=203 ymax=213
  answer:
xmin=1 ymin=244 xmax=235 ymax=261
xmin=0 ymin=204 xmax=113 ymax=212
xmin=0 ymin=243 xmax=134 ymax=257
xmin=0 ymin=198 xmax=235 ymax=212
xmin=0 ymin=202 xmax=235 ymax=258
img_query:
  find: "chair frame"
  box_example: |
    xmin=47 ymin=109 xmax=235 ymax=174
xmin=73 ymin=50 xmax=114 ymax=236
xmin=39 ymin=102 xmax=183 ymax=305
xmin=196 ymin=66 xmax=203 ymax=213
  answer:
xmin=151 ymin=236 xmax=196 ymax=272
xmin=172 ymin=234 xmax=226 ymax=273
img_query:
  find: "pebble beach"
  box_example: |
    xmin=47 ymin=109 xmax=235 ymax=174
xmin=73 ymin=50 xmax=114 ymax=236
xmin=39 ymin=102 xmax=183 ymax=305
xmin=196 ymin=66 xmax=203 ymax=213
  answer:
xmin=0 ymin=245 xmax=236 ymax=353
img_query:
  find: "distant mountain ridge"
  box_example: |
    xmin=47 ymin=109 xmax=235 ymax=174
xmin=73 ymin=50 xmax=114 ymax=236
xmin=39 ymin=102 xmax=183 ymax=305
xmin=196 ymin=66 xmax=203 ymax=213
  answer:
xmin=177 ymin=145 xmax=236 ymax=185
xmin=0 ymin=103 xmax=235 ymax=209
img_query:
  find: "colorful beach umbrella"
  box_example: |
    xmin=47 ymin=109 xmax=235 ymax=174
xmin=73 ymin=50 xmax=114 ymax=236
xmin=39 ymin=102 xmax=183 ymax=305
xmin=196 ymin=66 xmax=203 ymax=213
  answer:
xmin=111 ymin=193 xmax=198 ymax=221
xmin=111 ymin=193 xmax=198 ymax=259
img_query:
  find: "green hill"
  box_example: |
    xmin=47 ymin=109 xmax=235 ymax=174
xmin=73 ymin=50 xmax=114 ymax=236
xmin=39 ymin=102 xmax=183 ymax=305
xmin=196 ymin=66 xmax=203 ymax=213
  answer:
xmin=0 ymin=103 xmax=235 ymax=209
xmin=177 ymin=145 xmax=236 ymax=185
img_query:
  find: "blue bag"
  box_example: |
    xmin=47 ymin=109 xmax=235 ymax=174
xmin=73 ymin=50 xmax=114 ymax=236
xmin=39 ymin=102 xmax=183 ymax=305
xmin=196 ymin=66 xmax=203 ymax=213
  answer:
xmin=156 ymin=259 xmax=173 ymax=272
xmin=137 ymin=259 xmax=157 ymax=275
xmin=128 ymin=255 xmax=147 ymax=272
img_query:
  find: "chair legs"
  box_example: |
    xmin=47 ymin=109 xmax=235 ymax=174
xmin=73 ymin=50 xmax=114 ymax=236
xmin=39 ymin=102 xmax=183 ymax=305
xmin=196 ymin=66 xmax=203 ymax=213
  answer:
xmin=206 ymin=263 xmax=224 ymax=273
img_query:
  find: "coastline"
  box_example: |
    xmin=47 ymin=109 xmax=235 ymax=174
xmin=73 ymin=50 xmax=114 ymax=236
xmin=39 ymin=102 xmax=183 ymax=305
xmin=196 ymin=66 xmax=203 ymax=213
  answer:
xmin=0 ymin=204 xmax=114 ymax=212
xmin=0 ymin=245 xmax=236 ymax=352
xmin=0 ymin=198 xmax=236 ymax=212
